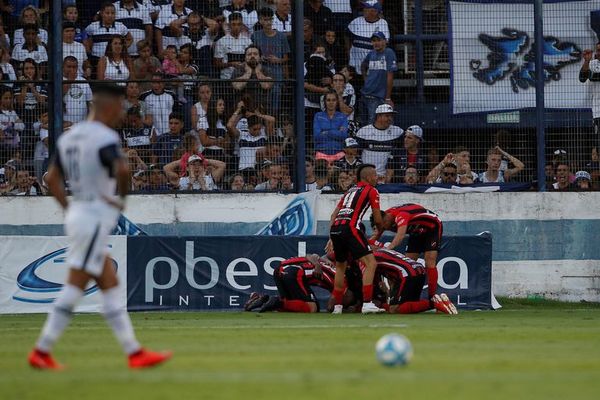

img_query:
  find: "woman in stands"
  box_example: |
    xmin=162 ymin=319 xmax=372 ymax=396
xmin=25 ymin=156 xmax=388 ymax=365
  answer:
xmin=97 ymin=36 xmax=135 ymax=85
xmin=199 ymin=97 xmax=231 ymax=165
xmin=191 ymin=82 xmax=212 ymax=133
xmin=15 ymin=58 xmax=46 ymax=160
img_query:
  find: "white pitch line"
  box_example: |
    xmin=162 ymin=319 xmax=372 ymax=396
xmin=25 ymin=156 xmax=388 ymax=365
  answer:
xmin=0 ymin=323 xmax=408 ymax=332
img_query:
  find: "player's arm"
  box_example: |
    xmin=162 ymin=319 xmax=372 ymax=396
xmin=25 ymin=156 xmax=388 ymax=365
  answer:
xmin=580 ymin=49 xmax=592 ymax=82
xmin=46 ymin=156 xmax=68 ymax=209
xmin=306 ymin=254 xmax=322 ymax=279
xmin=100 ymin=143 xmax=129 ymax=210
xmin=369 ymin=188 xmax=383 ymax=232
xmin=387 ymin=224 xmax=407 ymax=250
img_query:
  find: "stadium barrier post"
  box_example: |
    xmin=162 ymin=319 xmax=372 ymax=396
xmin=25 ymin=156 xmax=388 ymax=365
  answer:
xmin=415 ymin=0 xmax=425 ymax=104
xmin=534 ymin=0 xmax=546 ymax=191
xmin=294 ymin=0 xmax=306 ymax=193
xmin=49 ymin=0 xmax=63 ymax=156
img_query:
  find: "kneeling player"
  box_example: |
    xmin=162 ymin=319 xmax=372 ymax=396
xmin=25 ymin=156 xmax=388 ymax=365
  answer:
xmin=371 ymin=248 xmax=457 ymax=314
xmin=370 ymin=203 xmax=443 ymax=301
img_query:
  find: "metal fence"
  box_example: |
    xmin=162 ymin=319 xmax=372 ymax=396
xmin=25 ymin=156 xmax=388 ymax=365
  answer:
xmin=0 ymin=0 xmax=596 ymax=196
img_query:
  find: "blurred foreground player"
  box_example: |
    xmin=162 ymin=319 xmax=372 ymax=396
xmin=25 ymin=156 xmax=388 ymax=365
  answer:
xmin=370 ymin=203 xmax=443 ymax=301
xmin=327 ymin=164 xmax=385 ymax=314
xmin=28 ymin=83 xmax=172 ymax=370
xmin=370 ymin=248 xmax=457 ymax=314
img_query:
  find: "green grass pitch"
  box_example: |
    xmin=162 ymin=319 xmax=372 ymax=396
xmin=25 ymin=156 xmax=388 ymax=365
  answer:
xmin=1 ymin=299 xmax=599 ymax=400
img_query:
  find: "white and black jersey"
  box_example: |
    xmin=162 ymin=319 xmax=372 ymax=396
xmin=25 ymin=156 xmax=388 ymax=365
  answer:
xmin=13 ymin=28 xmax=49 ymax=47
xmin=121 ymin=124 xmax=156 ymax=148
xmin=213 ymin=34 xmax=252 ymax=79
xmin=223 ymin=5 xmax=258 ymax=34
xmin=11 ymin=44 xmax=48 ymax=66
xmin=156 ymin=5 xmax=192 ymax=50
xmin=55 ymin=120 xmax=123 ymax=202
xmin=63 ymin=41 xmax=88 ymax=76
xmin=348 ymin=16 xmax=390 ymax=75
xmin=236 ymin=117 xmax=267 ymax=170
xmin=85 ymin=21 xmax=129 ymax=58
xmin=355 ymin=124 xmax=403 ymax=176
xmin=140 ymin=89 xmax=176 ymax=135
xmin=273 ymin=12 xmax=292 ymax=35
xmin=114 ymin=1 xmax=152 ymax=56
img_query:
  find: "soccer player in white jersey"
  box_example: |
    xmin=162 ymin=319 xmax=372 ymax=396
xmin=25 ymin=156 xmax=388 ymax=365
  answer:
xmin=28 ymin=83 xmax=172 ymax=370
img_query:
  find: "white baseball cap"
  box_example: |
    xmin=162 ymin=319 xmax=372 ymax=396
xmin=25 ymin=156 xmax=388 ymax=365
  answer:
xmin=375 ymin=104 xmax=397 ymax=114
xmin=575 ymin=170 xmax=591 ymax=181
xmin=188 ymin=154 xmax=204 ymax=164
xmin=405 ymin=125 xmax=424 ymax=141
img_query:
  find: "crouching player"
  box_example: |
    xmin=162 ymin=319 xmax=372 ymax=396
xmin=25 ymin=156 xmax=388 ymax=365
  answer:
xmin=371 ymin=248 xmax=457 ymax=314
xmin=245 ymin=254 xmax=362 ymax=313
xmin=370 ymin=203 xmax=444 ymax=302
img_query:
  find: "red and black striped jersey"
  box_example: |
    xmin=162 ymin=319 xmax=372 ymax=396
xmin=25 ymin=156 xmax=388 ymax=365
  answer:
xmin=333 ymin=182 xmax=380 ymax=229
xmin=278 ymin=257 xmax=336 ymax=292
xmin=373 ymin=248 xmax=426 ymax=282
xmin=385 ymin=203 xmax=442 ymax=234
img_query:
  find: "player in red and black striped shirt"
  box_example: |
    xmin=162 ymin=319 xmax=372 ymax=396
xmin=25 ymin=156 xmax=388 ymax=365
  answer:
xmin=370 ymin=203 xmax=444 ymax=301
xmin=327 ymin=164 xmax=385 ymax=314
xmin=371 ymin=248 xmax=457 ymax=314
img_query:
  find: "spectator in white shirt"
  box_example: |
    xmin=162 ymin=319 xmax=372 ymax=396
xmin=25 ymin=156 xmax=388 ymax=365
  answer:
xmin=62 ymin=56 xmax=92 ymax=127
xmin=114 ymin=0 xmax=154 ymax=56
xmin=140 ymin=73 xmax=177 ymax=136
xmin=11 ymin=24 xmax=48 ymax=78
xmin=12 ymin=6 xmax=48 ymax=47
xmin=84 ymin=2 xmax=132 ymax=62
xmin=223 ymin=0 xmax=258 ymax=36
xmin=97 ymin=36 xmax=135 ymax=84
xmin=214 ymin=12 xmax=252 ymax=80
xmin=155 ymin=0 xmax=193 ymax=57
xmin=0 ymin=87 xmax=25 ymax=153
xmin=347 ymin=0 xmax=390 ymax=75
xmin=62 ymin=22 xmax=89 ymax=79
xmin=0 ymin=46 xmax=16 ymax=89
xmin=273 ymin=0 xmax=292 ymax=37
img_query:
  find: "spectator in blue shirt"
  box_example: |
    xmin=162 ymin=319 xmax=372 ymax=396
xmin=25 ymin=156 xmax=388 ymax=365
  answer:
xmin=360 ymin=31 xmax=398 ymax=125
xmin=153 ymin=113 xmax=186 ymax=167
xmin=313 ymin=91 xmax=348 ymax=163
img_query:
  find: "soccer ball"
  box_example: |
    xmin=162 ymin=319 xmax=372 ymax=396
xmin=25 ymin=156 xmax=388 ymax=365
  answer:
xmin=375 ymin=333 xmax=413 ymax=367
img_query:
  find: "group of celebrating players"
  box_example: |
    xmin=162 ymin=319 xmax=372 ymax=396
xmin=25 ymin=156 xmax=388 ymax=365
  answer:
xmin=245 ymin=164 xmax=458 ymax=316
xmin=27 ymin=85 xmax=456 ymax=371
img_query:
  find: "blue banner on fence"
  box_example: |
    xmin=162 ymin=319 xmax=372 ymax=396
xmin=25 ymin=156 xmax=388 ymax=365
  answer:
xmin=126 ymin=234 xmax=495 ymax=311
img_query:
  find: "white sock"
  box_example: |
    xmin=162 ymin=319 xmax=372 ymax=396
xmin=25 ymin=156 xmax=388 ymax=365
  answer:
xmin=102 ymin=286 xmax=141 ymax=355
xmin=36 ymin=284 xmax=84 ymax=353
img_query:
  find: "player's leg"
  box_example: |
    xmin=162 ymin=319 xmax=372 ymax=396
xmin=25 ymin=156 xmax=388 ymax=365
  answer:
xmin=389 ymin=275 xmax=431 ymax=314
xmin=357 ymin=253 xmax=385 ymax=313
xmin=95 ymin=256 xmax=172 ymax=368
xmin=424 ymin=250 xmax=439 ymax=298
xmin=280 ymin=268 xmax=318 ymax=313
xmin=331 ymin=261 xmax=347 ymax=314
xmin=29 ymin=268 xmax=91 ymax=369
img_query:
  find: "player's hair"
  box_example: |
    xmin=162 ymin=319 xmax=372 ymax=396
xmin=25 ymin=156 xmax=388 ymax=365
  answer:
xmin=369 ymin=212 xmax=386 ymax=229
xmin=357 ymin=163 xmax=376 ymax=181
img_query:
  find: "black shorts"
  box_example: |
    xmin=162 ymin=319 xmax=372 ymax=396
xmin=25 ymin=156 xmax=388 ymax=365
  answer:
xmin=389 ymin=275 xmax=426 ymax=305
xmin=329 ymin=224 xmax=372 ymax=263
xmin=407 ymin=223 xmax=443 ymax=253
xmin=274 ymin=265 xmax=316 ymax=303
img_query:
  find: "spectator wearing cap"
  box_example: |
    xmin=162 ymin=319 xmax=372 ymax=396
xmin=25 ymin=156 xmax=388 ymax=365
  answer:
xmin=478 ymin=146 xmax=524 ymax=183
xmin=360 ymin=30 xmax=397 ymax=125
xmin=313 ymin=91 xmax=348 ymax=163
xmin=214 ymin=12 xmax=253 ymax=80
xmin=176 ymin=154 xmax=226 ymax=191
xmin=575 ymin=170 xmax=592 ymax=191
xmin=153 ymin=113 xmax=186 ymax=166
xmin=84 ymin=3 xmax=132 ymax=65
xmin=334 ymin=137 xmax=363 ymax=171
xmin=140 ymin=73 xmax=177 ymax=136
xmin=154 ymin=0 xmax=193 ymax=58
xmin=11 ymin=24 xmax=48 ymax=77
xmin=390 ymin=124 xmax=427 ymax=181
xmin=355 ymin=103 xmax=403 ymax=182
xmin=552 ymin=162 xmax=575 ymax=191
xmin=304 ymin=0 xmax=333 ymax=36
xmin=223 ymin=0 xmax=258 ymax=36
xmin=115 ymin=0 xmax=154 ymax=57
xmin=12 ymin=6 xmax=48 ymax=47
xmin=63 ymin=22 xmax=89 ymax=78
xmin=347 ymin=0 xmax=389 ymax=76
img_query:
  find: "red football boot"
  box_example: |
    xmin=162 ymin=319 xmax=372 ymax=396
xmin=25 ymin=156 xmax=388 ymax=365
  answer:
xmin=431 ymin=294 xmax=452 ymax=314
xmin=128 ymin=348 xmax=172 ymax=369
xmin=28 ymin=349 xmax=64 ymax=370
xmin=440 ymin=293 xmax=459 ymax=315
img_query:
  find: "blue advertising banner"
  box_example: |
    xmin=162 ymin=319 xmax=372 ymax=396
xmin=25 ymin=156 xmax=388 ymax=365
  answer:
xmin=126 ymin=234 xmax=496 ymax=311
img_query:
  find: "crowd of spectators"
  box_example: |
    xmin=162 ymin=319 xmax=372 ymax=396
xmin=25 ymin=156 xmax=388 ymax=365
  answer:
xmin=0 ymin=0 xmax=586 ymax=195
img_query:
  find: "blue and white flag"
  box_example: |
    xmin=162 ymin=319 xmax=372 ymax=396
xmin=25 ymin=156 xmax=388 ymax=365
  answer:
xmin=256 ymin=191 xmax=319 ymax=236
xmin=112 ymin=214 xmax=147 ymax=236
xmin=450 ymin=0 xmax=595 ymax=113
